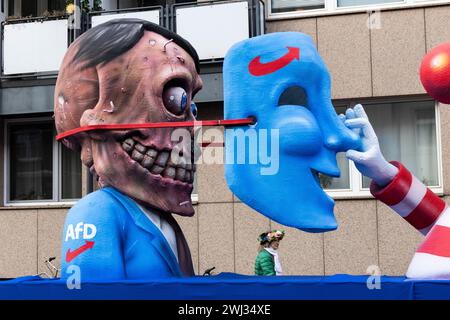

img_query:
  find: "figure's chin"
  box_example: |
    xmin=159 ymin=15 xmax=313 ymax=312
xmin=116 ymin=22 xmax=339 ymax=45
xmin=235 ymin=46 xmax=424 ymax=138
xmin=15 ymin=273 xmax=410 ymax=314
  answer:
xmin=226 ymin=166 xmax=337 ymax=233
xmin=298 ymin=168 xmax=337 ymax=232
xmin=134 ymin=191 xmax=195 ymax=216
xmin=94 ymin=137 xmax=195 ymax=216
xmin=103 ymin=171 xmax=195 ymax=216
xmin=104 ymin=175 xmax=195 ymax=217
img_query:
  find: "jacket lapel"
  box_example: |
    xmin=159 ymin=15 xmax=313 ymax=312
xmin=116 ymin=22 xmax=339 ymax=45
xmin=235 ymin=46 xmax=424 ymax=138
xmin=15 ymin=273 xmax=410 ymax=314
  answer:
xmin=103 ymin=187 xmax=182 ymax=277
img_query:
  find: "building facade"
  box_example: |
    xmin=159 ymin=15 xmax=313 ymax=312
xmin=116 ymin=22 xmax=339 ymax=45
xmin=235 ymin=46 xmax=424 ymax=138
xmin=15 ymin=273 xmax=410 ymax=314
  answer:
xmin=0 ymin=0 xmax=449 ymax=278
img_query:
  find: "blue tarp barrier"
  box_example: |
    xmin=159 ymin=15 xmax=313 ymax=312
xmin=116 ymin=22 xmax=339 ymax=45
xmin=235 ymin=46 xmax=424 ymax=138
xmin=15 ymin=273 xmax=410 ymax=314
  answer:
xmin=0 ymin=273 xmax=449 ymax=300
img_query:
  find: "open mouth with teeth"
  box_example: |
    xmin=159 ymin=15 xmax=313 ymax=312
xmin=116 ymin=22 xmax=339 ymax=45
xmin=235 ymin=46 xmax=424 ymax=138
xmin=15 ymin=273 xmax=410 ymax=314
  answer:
xmin=311 ymin=168 xmax=337 ymax=191
xmin=121 ymin=137 xmax=195 ymax=184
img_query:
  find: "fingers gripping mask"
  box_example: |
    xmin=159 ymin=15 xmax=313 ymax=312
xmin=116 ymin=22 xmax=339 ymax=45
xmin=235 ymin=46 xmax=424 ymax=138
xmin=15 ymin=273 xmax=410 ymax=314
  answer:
xmin=224 ymin=32 xmax=361 ymax=232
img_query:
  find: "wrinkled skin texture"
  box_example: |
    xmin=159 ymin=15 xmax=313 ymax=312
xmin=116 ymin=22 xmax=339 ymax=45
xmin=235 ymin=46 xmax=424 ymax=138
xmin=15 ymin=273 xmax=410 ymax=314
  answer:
xmin=55 ymin=31 xmax=203 ymax=216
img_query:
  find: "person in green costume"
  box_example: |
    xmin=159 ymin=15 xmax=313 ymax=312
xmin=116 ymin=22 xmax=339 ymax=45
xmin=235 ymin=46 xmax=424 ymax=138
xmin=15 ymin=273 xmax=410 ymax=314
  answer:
xmin=254 ymin=230 xmax=285 ymax=276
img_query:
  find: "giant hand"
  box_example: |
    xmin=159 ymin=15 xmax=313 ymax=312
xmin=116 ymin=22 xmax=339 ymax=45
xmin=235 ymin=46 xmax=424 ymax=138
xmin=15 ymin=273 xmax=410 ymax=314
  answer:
xmin=340 ymin=104 xmax=398 ymax=187
xmin=343 ymin=106 xmax=450 ymax=279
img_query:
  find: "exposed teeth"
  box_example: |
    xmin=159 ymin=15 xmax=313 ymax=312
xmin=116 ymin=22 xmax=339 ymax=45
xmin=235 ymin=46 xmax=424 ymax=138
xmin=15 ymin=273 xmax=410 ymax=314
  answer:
xmin=131 ymin=149 xmax=144 ymax=162
xmin=155 ymin=152 xmax=169 ymax=167
xmin=142 ymin=155 xmax=155 ymax=168
xmin=121 ymin=136 xmax=194 ymax=184
xmin=170 ymin=153 xmax=185 ymax=167
xmin=146 ymin=149 xmax=158 ymax=158
xmin=176 ymin=168 xmax=186 ymax=181
xmin=186 ymin=171 xmax=192 ymax=183
xmin=171 ymin=146 xmax=187 ymax=167
xmin=135 ymin=143 xmax=147 ymax=153
xmin=122 ymin=138 xmax=135 ymax=152
xmin=151 ymin=165 xmax=165 ymax=174
xmin=164 ymin=167 xmax=176 ymax=179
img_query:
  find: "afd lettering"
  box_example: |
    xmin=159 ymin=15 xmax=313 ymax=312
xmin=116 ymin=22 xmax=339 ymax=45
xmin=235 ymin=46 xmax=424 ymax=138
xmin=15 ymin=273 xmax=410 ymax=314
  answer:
xmin=65 ymin=222 xmax=97 ymax=242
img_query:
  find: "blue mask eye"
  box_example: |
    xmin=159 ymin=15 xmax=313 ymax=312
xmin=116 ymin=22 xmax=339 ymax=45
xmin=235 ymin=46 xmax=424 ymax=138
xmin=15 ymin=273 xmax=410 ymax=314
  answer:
xmin=162 ymin=86 xmax=188 ymax=115
xmin=191 ymin=102 xmax=198 ymax=118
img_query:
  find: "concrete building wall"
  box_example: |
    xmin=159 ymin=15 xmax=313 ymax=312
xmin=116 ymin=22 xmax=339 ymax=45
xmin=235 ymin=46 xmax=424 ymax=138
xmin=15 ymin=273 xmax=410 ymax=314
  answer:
xmin=0 ymin=5 xmax=449 ymax=278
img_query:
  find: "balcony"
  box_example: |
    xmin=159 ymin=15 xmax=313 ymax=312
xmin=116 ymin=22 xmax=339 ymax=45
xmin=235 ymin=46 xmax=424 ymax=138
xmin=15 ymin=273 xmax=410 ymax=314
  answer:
xmin=90 ymin=0 xmax=265 ymax=62
xmin=2 ymin=16 xmax=69 ymax=76
xmin=172 ymin=1 xmax=253 ymax=61
xmin=90 ymin=6 xmax=162 ymax=28
xmin=1 ymin=0 xmax=264 ymax=78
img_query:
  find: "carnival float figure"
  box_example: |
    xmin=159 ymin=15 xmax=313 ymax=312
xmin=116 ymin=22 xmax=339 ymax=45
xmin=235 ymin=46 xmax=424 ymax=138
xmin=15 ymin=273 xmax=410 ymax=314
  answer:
xmin=224 ymin=34 xmax=450 ymax=280
xmin=55 ymin=17 xmax=450 ymax=280
xmin=55 ymin=19 xmax=202 ymax=280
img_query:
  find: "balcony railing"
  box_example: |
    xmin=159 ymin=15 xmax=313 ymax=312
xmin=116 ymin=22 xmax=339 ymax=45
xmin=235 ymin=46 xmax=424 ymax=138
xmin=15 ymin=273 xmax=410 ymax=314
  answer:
xmin=89 ymin=5 xmax=163 ymax=28
xmin=2 ymin=16 xmax=69 ymax=76
xmin=90 ymin=0 xmax=265 ymax=62
xmin=172 ymin=1 xmax=253 ymax=61
xmin=1 ymin=0 xmax=265 ymax=78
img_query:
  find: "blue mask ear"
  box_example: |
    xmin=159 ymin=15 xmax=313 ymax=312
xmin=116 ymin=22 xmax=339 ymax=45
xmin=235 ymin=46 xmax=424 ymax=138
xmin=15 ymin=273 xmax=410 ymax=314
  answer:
xmin=190 ymin=102 xmax=198 ymax=119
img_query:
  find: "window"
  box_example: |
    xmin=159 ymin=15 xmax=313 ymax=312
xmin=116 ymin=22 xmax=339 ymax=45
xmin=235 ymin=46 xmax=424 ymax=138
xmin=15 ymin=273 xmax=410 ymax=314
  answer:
xmin=337 ymin=0 xmax=402 ymax=7
xmin=8 ymin=0 xmax=14 ymax=16
xmin=48 ymin=0 xmax=66 ymax=12
xmin=7 ymin=0 xmax=66 ymax=18
xmin=5 ymin=119 xmax=82 ymax=204
xmin=269 ymin=0 xmax=450 ymax=17
xmin=321 ymin=99 xmax=442 ymax=198
xmin=271 ymin=0 xmax=325 ymax=13
xmin=21 ymin=0 xmax=37 ymax=17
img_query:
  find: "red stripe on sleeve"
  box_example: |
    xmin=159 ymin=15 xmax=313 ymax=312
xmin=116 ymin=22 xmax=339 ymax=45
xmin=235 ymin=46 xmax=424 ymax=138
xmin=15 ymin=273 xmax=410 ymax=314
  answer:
xmin=417 ymin=225 xmax=450 ymax=258
xmin=370 ymin=161 xmax=412 ymax=206
xmin=403 ymin=189 xmax=446 ymax=230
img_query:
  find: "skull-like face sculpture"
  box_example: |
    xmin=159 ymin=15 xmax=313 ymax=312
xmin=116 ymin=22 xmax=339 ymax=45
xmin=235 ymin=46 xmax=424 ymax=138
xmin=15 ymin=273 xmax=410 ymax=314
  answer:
xmin=54 ymin=20 xmax=202 ymax=216
xmin=224 ymin=32 xmax=361 ymax=232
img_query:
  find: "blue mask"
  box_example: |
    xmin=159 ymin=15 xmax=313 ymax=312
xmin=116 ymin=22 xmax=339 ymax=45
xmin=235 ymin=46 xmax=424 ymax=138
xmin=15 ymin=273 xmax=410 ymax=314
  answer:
xmin=224 ymin=32 xmax=361 ymax=232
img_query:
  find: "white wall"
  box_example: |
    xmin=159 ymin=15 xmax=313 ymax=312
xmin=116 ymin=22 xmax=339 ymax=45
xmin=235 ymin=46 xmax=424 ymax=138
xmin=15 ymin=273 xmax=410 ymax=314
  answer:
xmin=91 ymin=9 xmax=160 ymax=26
xmin=176 ymin=1 xmax=250 ymax=60
xmin=3 ymin=19 xmax=68 ymax=74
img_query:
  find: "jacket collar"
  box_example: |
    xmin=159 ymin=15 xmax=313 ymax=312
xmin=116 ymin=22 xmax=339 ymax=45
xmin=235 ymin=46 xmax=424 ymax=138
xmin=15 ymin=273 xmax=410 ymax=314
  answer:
xmin=102 ymin=187 xmax=182 ymax=277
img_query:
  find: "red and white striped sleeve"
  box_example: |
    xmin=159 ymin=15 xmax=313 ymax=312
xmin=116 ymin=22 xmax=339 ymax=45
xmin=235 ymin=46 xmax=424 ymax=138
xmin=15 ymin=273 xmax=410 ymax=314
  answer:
xmin=370 ymin=161 xmax=450 ymax=279
xmin=370 ymin=161 xmax=447 ymax=235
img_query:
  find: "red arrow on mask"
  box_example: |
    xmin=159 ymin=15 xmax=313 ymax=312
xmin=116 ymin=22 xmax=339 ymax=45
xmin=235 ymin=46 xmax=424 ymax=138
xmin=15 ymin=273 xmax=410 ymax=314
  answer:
xmin=248 ymin=47 xmax=300 ymax=76
xmin=65 ymin=240 xmax=95 ymax=263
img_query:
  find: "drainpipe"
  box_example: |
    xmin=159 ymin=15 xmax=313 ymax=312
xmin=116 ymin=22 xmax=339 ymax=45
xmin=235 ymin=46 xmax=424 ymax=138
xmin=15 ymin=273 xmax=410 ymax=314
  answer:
xmin=72 ymin=0 xmax=93 ymax=193
xmin=74 ymin=0 xmax=82 ymax=38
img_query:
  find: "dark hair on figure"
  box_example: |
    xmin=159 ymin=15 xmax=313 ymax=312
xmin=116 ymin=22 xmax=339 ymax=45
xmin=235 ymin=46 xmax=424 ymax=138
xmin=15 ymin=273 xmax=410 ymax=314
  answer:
xmin=73 ymin=18 xmax=200 ymax=72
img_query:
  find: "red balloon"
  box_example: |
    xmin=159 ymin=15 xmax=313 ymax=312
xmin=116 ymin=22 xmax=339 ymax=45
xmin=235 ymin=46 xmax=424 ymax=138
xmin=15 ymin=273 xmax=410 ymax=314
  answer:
xmin=420 ymin=42 xmax=450 ymax=104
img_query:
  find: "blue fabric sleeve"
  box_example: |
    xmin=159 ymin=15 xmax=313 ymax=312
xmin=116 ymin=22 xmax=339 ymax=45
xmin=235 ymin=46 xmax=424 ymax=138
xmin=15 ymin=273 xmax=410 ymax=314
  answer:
xmin=61 ymin=189 xmax=127 ymax=280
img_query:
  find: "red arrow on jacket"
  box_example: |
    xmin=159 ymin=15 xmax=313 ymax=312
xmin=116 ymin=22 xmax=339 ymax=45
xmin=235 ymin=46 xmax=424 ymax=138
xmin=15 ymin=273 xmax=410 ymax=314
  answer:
xmin=248 ymin=47 xmax=300 ymax=76
xmin=65 ymin=241 xmax=95 ymax=263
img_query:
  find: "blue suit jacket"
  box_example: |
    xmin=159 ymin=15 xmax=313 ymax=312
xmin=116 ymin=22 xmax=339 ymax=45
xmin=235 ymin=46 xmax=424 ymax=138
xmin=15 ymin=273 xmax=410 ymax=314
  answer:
xmin=61 ymin=187 xmax=185 ymax=280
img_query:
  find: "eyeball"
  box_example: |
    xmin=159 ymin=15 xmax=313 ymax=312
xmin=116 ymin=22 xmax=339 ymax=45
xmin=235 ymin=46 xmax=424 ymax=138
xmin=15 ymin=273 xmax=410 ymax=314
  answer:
xmin=162 ymin=86 xmax=188 ymax=115
xmin=191 ymin=102 xmax=198 ymax=118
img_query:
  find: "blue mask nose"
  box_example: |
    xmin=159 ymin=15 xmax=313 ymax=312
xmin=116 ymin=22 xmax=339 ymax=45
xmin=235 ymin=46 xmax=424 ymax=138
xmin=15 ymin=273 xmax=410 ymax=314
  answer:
xmin=223 ymin=32 xmax=361 ymax=232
